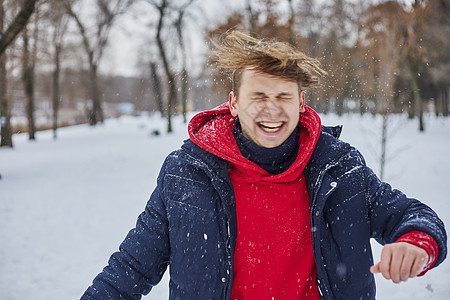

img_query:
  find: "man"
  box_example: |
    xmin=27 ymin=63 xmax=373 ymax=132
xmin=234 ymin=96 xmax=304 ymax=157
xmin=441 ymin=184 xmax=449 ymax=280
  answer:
xmin=82 ymin=31 xmax=446 ymax=299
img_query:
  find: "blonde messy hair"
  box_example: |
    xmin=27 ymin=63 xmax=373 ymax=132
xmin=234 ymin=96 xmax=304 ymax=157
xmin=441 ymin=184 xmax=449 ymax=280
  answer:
xmin=210 ymin=30 xmax=327 ymax=96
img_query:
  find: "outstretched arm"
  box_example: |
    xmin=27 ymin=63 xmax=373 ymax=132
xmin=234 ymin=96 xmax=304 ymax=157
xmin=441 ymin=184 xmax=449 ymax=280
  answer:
xmin=364 ymin=162 xmax=446 ymax=280
xmin=82 ymin=168 xmax=170 ymax=299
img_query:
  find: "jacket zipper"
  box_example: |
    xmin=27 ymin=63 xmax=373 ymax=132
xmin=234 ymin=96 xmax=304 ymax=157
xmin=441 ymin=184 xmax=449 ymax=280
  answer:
xmin=223 ymin=219 xmax=232 ymax=299
xmin=316 ymin=279 xmax=324 ymax=298
xmin=310 ymin=161 xmax=340 ymax=299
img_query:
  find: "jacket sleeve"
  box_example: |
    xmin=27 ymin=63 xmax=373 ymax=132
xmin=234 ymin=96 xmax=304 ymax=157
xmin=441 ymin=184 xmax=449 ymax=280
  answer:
xmin=365 ymin=161 xmax=447 ymax=269
xmin=81 ymin=162 xmax=170 ymax=299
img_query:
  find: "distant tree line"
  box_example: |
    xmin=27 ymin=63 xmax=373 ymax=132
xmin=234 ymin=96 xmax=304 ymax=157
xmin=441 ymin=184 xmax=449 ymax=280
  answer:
xmin=0 ymin=0 xmax=448 ymax=148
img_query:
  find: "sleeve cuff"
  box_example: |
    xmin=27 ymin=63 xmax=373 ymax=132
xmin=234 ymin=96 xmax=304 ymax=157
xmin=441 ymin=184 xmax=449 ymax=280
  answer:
xmin=395 ymin=230 xmax=439 ymax=276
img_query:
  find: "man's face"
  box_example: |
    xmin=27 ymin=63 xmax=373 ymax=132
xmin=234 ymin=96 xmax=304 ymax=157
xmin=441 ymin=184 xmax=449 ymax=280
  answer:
xmin=229 ymin=70 xmax=305 ymax=148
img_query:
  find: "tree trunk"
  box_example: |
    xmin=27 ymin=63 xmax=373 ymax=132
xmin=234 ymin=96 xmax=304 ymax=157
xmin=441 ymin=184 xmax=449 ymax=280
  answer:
xmin=287 ymin=0 xmax=295 ymax=46
xmin=24 ymin=65 xmax=35 ymax=139
xmin=322 ymin=97 xmax=330 ymax=115
xmin=155 ymin=3 xmax=176 ymax=133
xmin=150 ymin=62 xmax=164 ymax=116
xmin=0 ymin=53 xmax=12 ymax=147
xmin=175 ymin=12 xmax=189 ymax=123
xmin=359 ymin=97 xmax=365 ymax=115
xmin=407 ymin=90 xmax=415 ymax=119
xmin=22 ymin=26 xmax=36 ymax=140
xmin=88 ymin=63 xmax=103 ymax=125
xmin=52 ymin=44 xmax=61 ymax=139
xmin=0 ymin=0 xmax=36 ymax=55
xmin=180 ymin=68 xmax=188 ymax=123
xmin=443 ymin=87 xmax=449 ymax=117
xmin=335 ymin=97 xmax=344 ymax=116
xmin=0 ymin=1 xmax=12 ymax=147
xmin=379 ymin=113 xmax=388 ymax=181
xmin=409 ymin=67 xmax=424 ymax=131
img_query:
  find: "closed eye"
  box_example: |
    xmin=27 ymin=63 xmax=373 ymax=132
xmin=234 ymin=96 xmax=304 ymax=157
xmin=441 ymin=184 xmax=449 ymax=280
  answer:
xmin=277 ymin=92 xmax=294 ymax=100
xmin=250 ymin=92 xmax=268 ymax=101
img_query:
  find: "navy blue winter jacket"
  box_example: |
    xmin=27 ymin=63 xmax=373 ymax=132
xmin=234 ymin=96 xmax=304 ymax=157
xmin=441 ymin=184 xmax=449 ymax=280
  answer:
xmin=81 ymin=126 xmax=447 ymax=300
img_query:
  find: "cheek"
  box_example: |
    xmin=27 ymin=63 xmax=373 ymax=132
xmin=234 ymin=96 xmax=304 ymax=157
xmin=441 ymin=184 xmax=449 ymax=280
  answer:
xmin=240 ymin=115 xmax=256 ymax=130
xmin=288 ymin=107 xmax=300 ymax=126
xmin=285 ymin=102 xmax=300 ymax=118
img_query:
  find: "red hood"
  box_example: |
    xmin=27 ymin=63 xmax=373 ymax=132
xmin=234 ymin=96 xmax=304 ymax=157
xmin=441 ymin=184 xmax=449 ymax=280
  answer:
xmin=188 ymin=102 xmax=321 ymax=182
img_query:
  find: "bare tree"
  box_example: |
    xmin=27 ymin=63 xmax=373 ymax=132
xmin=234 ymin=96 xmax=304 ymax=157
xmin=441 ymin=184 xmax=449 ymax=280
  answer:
xmin=65 ymin=0 xmax=134 ymax=125
xmin=317 ymin=0 xmax=353 ymax=115
xmin=45 ymin=0 xmax=70 ymax=139
xmin=150 ymin=61 xmax=164 ymax=116
xmin=359 ymin=2 xmax=406 ymax=178
xmin=400 ymin=0 xmax=441 ymax=131
xmin=0 ymin=0 xmax=36 ymax=54
xmin=174 ymin=0 xmax=196 ymax=123
xmin=0 ymin=0 xmax=10 ymax=147
xmin=0 ymin=0 xmax=37 ymax=147
xmin=146 ymin=0 xmax=177 ymax=133
xmin=22 ymin=8 xmax=39 ymax=140
xmin=427 ymin=0 xmax=450 ymax=117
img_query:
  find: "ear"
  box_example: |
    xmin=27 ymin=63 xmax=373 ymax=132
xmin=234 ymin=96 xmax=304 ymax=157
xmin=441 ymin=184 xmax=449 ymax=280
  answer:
xmin=299 ymin=90 xmax=305 ymax=113
xmin=229 ymin=91 xmax=238 ymax=117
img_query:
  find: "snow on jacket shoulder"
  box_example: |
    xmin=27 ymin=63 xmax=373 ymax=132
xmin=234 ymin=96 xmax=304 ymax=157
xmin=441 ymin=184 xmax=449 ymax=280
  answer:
xmin=81 ymin=126 xmax=447 ymax=300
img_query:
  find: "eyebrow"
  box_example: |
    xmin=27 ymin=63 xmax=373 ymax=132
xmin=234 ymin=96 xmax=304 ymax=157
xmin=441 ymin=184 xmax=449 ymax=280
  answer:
xmin=250 ymin=92 xmax=294 ymax=98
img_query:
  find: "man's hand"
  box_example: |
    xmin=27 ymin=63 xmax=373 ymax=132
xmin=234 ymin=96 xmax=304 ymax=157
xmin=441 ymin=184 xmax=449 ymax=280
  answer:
xmin=370 ymin=242 xmax=429 ymax=283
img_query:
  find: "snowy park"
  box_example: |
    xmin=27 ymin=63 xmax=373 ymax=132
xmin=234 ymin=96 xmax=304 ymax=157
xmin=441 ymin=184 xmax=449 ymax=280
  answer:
xmin=0 ymin=111 xmax=449 ymax=299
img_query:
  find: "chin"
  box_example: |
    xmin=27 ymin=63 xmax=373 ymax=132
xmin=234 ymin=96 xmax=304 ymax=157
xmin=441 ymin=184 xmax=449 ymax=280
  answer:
xmin=258 ymin=139 xmax=284 ymax=148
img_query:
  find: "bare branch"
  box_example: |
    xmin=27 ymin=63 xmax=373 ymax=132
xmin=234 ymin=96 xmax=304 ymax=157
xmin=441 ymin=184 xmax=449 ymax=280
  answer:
xmin=0 ymin=0 xmax=37 ymax=55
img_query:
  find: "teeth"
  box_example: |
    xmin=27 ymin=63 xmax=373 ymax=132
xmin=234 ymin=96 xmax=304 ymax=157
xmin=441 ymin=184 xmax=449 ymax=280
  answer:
xmin=259 ymin=122 xmax=283 ymax=132
xmin=262 ymin=127 xmax=279 ymax=132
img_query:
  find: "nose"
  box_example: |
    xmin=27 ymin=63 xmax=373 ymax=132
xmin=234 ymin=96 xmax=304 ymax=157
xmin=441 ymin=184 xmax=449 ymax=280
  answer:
xmin=259 ymin=99 xmax=283 ymax=119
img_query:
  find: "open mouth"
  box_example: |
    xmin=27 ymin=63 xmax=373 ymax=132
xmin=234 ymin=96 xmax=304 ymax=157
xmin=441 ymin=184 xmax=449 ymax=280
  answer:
xmin=258 ymin=121 xmax=285 ymax=133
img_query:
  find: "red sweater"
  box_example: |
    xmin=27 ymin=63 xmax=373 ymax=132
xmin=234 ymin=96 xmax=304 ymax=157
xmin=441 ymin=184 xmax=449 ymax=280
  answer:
xmin=229 ymin=172 xmax=319 ymax=299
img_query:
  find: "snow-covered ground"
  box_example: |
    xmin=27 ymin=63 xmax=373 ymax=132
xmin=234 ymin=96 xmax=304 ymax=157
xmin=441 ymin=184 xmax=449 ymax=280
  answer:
xmin=0 ymin=111 xmax=449 ymax=299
